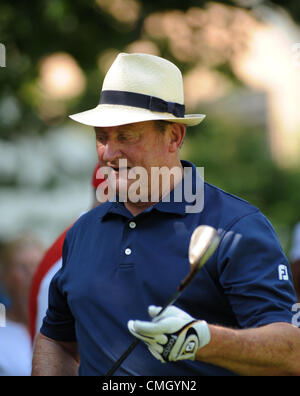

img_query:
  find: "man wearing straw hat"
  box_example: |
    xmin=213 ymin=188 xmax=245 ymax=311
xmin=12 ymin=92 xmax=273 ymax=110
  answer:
xmin=32 ymin=53 xmax=300 ymax=376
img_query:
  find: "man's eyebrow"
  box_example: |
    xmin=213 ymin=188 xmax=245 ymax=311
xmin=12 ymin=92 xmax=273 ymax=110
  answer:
xmin=94 ymin=127 xmax=137 ymax=134
xmin=117 ymin=126 xmax=137 ymax=133
xmin=94 ymin=128 xmax=106 ymax=134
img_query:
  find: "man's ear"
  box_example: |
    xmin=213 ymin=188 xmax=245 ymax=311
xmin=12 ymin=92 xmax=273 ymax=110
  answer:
xmin=167 ymin=123 xmax=186 ymax=153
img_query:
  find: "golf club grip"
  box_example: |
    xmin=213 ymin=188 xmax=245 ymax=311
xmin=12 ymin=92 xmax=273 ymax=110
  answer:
xmin=104 ymin=289 xmax=181 ymax=376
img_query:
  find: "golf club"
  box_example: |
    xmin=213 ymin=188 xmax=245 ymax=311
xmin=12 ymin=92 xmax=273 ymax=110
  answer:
xmin=104 ymin=225 xmax=220 ymax=376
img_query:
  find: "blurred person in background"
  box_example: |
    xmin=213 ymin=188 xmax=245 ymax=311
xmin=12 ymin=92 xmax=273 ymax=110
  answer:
xmin=0 ymin=234 xmax=44 ymax=376
xmin=290 ymin=222 xmax=300 ymax=302
xmin=28 ymin=163 xmax=106 ymax=344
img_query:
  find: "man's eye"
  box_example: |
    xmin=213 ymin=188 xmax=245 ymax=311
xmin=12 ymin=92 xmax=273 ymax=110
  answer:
xmin=118 ymin=132 xmax=140 ymax=143
xmin=118 ymin=134 xmax=129 ymax=142
xmin=96 ymin=135 xmax=106 ymax=143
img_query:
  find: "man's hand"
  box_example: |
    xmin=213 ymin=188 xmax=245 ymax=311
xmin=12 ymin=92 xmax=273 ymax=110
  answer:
xmin=128 ymin=305 xmax=210 ymax=363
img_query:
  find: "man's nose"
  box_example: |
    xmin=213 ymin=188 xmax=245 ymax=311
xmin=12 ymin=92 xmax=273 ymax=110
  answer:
xmin=100 ymin=140 xmax=122 ymax=163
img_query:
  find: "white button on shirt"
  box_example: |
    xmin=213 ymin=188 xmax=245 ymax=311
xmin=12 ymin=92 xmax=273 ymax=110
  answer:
xmin=125 ymin=248 xmax=132 ymax=256
xmin=129 ymin=222 xmax=136 ymax=229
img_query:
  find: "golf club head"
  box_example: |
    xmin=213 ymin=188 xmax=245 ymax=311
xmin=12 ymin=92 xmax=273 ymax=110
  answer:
xmin=189 ymin=225 xmax=220 ymax=271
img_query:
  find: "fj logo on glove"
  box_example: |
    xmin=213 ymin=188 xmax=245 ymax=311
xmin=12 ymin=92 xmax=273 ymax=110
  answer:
xmin=185 ymin=341 xmax=196 ymax=353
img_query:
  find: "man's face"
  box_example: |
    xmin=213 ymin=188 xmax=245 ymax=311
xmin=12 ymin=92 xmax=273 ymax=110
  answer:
xmin=94 ymin=121 xmax=171 ymax=201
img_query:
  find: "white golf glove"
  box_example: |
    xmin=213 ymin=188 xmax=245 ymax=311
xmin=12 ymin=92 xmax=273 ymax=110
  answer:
xmin=128 ymin=305 xmax=210 ymax=363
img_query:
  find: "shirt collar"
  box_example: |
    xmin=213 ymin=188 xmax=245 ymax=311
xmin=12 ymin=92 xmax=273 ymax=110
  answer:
xmin=99 ymin=160 xmax=203 ymax=219
xmin=153 ymin=160 xmax=203 ymax=216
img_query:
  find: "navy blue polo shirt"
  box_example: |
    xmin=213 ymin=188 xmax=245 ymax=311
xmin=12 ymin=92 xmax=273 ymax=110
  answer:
xmin=41 ymin=161 xmax=297 ymax=376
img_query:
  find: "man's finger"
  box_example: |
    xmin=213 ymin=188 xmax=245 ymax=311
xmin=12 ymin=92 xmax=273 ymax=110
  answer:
xmin=148 ymin=305 xmax=162 ymax=318
xmin=128 ymin=320 xmax=156 ymax=342
xmin=128 ymin=320 xmax=168 ymax=344
xmin=132 ymin=319 xmax=167 ymax=335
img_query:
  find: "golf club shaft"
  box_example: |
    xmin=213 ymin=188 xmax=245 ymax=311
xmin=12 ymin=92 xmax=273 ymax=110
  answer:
xmin=104 ymin=279 xmax=192 ymax=376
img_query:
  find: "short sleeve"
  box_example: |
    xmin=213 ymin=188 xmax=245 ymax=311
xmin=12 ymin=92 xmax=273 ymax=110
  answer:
xmin=40 ymin=237 xmax=77 ymax=342
xmin=218 ymin=211 xmax=297 ymax=328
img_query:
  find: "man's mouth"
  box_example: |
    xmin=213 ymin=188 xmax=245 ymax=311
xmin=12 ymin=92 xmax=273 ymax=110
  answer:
xmin=111 ymin=166 xmax=131 ymax=173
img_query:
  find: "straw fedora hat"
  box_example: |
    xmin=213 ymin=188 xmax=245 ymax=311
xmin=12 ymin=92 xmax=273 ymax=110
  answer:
xmin=69 ymin=52 xmax=206 ymax=127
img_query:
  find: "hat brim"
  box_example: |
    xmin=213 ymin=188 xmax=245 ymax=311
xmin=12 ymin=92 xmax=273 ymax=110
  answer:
xmin=69 ymin=104 xmax=206 ymax=127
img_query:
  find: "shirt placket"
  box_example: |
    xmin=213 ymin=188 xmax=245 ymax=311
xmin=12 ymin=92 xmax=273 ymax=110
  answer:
xmin=119 ymin=219 xmax=137 ymax=268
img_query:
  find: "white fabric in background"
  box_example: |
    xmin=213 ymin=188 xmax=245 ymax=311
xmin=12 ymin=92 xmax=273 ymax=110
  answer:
xmin=0 ymin=319 xmax=32 ymax=376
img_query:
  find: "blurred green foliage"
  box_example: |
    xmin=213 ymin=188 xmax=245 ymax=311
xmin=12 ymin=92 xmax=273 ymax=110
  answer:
xmin=0 ymin=0 xmax=139 ymax=139
xmin=1 ymin=0 xmax=299 ymax=139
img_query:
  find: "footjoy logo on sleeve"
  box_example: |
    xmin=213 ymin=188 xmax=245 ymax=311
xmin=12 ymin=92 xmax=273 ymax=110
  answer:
xmin=278 ymin=264 xmax=289 ymax=281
